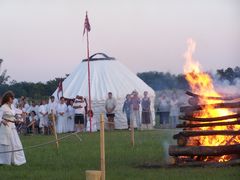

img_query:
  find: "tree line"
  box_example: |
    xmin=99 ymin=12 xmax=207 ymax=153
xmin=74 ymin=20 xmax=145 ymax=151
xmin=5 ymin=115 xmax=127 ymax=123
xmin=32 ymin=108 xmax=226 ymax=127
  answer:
xmin=0 ymin=65 xmax=239 ymax=99
xmin=0 ymin=79 xmax=60 ymax=99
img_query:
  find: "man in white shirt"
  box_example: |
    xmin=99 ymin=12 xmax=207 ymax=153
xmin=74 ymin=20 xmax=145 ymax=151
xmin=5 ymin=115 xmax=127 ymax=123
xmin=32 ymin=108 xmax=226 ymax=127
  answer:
xmin=24 ymin=100 xmax=30 ymax=113
xmin=13 ymin=98 xmax=19 ymax=108
xmin=73 ymin=96 xmax=86 ymax=132
xmin=48 ymin=96 xmax=57 ymax=114
xmin=105 ymin=92 xmax=117 ymax=130
xmin=38 ymin=100 xmax=48 ymax=134
xmin=28 ymin=101 xmax=39 ymax=115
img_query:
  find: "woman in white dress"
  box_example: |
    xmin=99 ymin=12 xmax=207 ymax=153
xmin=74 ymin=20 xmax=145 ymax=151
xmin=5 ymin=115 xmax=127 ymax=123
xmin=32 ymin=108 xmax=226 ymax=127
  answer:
xmin=86 ymin=110 xmax=97 ymax=132
xmin=0 ymin=91 xmax=26 ymax=165
xmin=67 ymin=100 xmax=75 ymax=132
xmin=38 ymin=100 xmax=48 ymax=134
xmin=56 ymin=97 xmax=68 ymax=133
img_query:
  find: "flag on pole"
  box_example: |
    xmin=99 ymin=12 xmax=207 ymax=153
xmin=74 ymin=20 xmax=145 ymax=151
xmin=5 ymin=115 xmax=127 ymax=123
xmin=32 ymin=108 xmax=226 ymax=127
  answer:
xmin=83 ymin=12 xmax=91 ymax=36
xmin=83 ymin=11 xmax=92 ymax=132
xmin=57 ymin=79 xmax=63 ymax=99
xmin=0 ymin=59 xmax=3 ymax=73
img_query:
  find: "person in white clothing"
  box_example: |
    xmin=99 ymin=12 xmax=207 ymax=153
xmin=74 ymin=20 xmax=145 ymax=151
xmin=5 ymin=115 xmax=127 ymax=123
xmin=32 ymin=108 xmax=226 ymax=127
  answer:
xmin=56 ymin=97 xmax=68 ymax=133
xmin=105 ymin=92 xmax=117 ymax=130
xmin=86 ymin=110 xmax=97 ymax=132
xmin=13 ymin=98 xmax=18 ymax=108
xmin=15 ymin=103 xmax=27 ymax=134
xmin=27 ymin=111 xmax=39 ymax=134
xmin=38 ymin=100 xmax=48 ymax=134
xmin=67 ymin=100 xmax=75 ymax=132
xmin=0 ymin=91 xmax=26 ymax=165
xmin=130 ymin=91 xmax=141 ymax=129
xmin=48 ymin=96 xmax=57 ymax=114
xmin=47 ymin=96 xmax=57 ymax=134
xmin=170 ymin=93 xmax=180 ymax=128
xmin=24 ymin=101 xmax=30 ymax=113
xmin=158 ymin=94 xmax=170 ymax=127
xmin=73 ymin=96 xmax=86 ymax=132
xmin=28 ymin=101 xmax=39 ymax=119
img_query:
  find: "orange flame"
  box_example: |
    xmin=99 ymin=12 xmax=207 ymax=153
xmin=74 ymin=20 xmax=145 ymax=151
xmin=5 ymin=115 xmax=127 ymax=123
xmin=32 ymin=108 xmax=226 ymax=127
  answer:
xmin=183 ymin=38 xmax=240 ymax=162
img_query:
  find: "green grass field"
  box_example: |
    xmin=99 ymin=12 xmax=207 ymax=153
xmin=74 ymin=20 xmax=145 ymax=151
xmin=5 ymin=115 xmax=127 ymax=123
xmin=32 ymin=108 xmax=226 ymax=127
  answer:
xmin=0 ymin=130 xmax=239 ymax=180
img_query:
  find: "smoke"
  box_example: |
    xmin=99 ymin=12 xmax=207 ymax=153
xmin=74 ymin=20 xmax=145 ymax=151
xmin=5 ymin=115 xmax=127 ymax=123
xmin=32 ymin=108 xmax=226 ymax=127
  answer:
xmin=162 ymin=133 xmax=179 ymax=164
xmin=162 ymin=140 xmax=170 ymax=163
xmin=213 ymin=77 xmax=240 ymax=96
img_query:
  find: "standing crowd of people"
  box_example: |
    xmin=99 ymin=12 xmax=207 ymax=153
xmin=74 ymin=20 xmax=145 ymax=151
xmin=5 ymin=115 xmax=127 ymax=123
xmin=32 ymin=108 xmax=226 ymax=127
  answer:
xmin=106 ymin=90 xmax=152 ymax=130
xmin=0 ymin=90 xmax=180 ymax=137
xmin=156 ymin=92 xmax=181 ymax=128
xmin=0 ymin=90 xmax=180 ymax=166
xmin=0 ymin=91 xmax=98 ymax=166
xmin=0 ymin=94 xmax=97 ymax=136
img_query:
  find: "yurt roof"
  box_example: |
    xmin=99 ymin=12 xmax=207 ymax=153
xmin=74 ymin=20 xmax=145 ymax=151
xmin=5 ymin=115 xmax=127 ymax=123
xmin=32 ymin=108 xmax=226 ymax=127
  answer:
xmin=53 ymin=53 xmax=155 ymax=100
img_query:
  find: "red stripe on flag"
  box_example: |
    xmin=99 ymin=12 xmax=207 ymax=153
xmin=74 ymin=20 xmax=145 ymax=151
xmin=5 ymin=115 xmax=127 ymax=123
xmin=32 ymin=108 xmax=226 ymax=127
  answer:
xmin=57 ymin=80 xmax=63 ymax=99
xmin=83 ymin=12 xmax=91 ymax=36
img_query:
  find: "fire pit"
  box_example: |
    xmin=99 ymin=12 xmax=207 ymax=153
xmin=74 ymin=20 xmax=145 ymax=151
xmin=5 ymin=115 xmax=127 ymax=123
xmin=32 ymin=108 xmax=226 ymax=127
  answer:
xmin=168 ymin=39 xmax=240 ymax=166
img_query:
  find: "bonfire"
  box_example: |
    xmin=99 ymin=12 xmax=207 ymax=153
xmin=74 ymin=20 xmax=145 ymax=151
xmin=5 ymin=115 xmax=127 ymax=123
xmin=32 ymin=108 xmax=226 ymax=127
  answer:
xmin=169 ymin=39 xmax=240 ymax=165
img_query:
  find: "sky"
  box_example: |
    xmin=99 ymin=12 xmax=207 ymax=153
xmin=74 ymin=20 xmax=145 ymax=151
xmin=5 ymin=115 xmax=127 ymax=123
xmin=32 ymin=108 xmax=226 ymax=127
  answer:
xmin=0 ymin=0 xmax=239 ymax=83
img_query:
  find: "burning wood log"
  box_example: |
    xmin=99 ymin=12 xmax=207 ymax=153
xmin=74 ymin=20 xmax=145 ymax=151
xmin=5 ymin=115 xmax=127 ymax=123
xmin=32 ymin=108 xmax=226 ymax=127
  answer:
xmin=173 ymin=130 xmax=240 ymax=139
xmin=180 ymin=101 xmax=240 ymax=113
xmin=188 ymin=97 xmax=199 ymax=106
xmin=177 ymin=120 xmax=240 ymax=128
xmin=176 ymin=135 xmax=188 ymax=146
xmin=179 ymin=113 xmax=240 ymax=122
xmin=186 ymin=91 xmax=240 ymax=101
xmin=169 ymin=144 xmax=240 ymax=156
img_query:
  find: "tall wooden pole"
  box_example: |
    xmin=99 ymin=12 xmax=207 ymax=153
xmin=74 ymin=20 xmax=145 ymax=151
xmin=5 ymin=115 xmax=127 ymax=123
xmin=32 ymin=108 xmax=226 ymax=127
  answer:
xmin=130 ymin=112 xmax=135 ymax=147
xmin=86 ymin=22 xmax=92 ymax=132
xmin=0 ymin=59 xmax=3 ymax=73
xmin=100 ymin=113 xmax=105 ymax=180
xmin=52 ymin=110 xmax=59 ymax=149
xmin=61 ymin=78 xmax=64 ymax=98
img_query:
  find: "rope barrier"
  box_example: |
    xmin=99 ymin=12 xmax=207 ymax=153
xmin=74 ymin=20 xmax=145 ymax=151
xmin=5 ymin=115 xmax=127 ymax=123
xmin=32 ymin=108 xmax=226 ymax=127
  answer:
xmin=0 ymin=131 xmax=83 ymax=154
xmin=15 ymin=109 xmax=181 ymax=116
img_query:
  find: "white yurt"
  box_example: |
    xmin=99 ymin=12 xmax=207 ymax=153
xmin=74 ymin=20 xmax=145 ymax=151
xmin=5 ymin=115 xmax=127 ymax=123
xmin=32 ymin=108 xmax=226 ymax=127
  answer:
xmin=53 ymin=53 xmax=155 ymax=129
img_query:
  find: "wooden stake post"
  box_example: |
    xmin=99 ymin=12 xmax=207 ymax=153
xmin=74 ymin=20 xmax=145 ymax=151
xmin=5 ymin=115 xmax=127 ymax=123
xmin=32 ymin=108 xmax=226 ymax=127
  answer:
xmin=100 ymin=113 xmax=105 ymax=180
xmin=86 ymin=170 xmax=102 ymax=180
xmin=131 ymin=114 xmax=135 ymax=147
xmin=84 ymin=114 xmax=104 ymax=180
xmin=52 ymin=110 xmax=59 ymax=149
